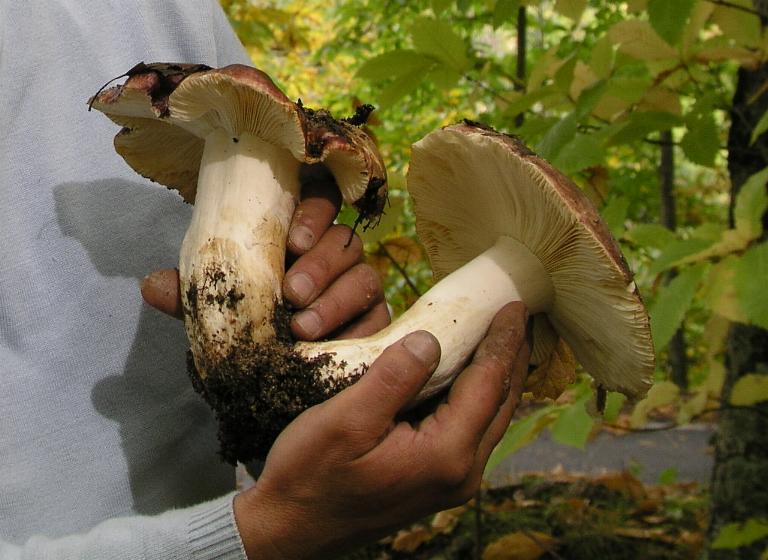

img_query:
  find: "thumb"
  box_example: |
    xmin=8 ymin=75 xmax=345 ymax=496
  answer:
xmin=339 ymin=331 xmax=441 ymax=434
xmin=141 ymin=268 xmax=183 ymax=319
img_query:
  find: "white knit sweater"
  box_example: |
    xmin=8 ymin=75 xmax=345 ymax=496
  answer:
xmin=0 ymin=1 xmax=252 ymax=557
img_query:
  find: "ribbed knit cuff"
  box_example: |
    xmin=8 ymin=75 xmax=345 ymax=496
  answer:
xmin=187 ymin=493 xmax=247 ymax=560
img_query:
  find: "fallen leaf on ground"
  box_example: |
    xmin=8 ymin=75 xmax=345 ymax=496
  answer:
xmin=483 ymin=531 xmax=557 ymax=560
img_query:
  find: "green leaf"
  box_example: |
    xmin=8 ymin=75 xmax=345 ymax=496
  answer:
xmin=537 ymin=82 xmax=605 ymax=160
xmin=712 ymin=518 xmax=768 ymax=549
xmin=750 ymin=108 xmax=768 ymax=144
xmin=658 ymin=467 xmax=679 ymax=485
xmin=431 ymin=0 xmax=454 ymax=15
xmin=625 ymin=224 xmax=677 ymax=250
xmin=649 ymin=238 xmax=714 ymax=275
xmin=537 ymin=113 xmax=579 ymax=160
xmin=681 ymin=112 xmax=721 ymax=167
xmin=493 ymin=0 xmax=520 ymax=29
xmin=425 ymin=64 xmax=462 ymax=90
xmin=590 ymin=35 xmax=616 ymax=80
xmin=410 ymin=17 xmax=470 ymax=73
xmin=553 ymin=133 xmax=605 ymax=174
xmin=601 ymin=196 xmax=630 ymax=239
xmin=356 ymin=50 xmax=433 ymax=81
xmin=485 ymin=406 xmax=558 ymax=474
xmin=603 ymin=392 xmax=626 ymax=423
xmin=551 ymin=397 xmax=595 ymax=449
xmin=647 ymin=0 xmax=696 ymax=46
xmin=730 ymin=374 xmax=768 ymax=406
xmin=735 ymin=243 xmax=768 ymax=329
xmin=554 ymin=0 xmax=587 ymax=22
xmin=734 ymin=167 xmax=768 ymax=241
xmin=650 ymin=264 xmax=709 ymax=351
xmin=608 ymin=112 xmax=683 ymax=146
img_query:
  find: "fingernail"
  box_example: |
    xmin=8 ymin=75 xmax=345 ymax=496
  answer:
xmin=285 ymin=272 xmax=315 ymax=304
xmin=289 ymin=224 xmax=315 ymax=252
xmin=292 ymin=309 xmax=322 ymax=339
xmin=402 ymin=331 xmax=440 ymax=369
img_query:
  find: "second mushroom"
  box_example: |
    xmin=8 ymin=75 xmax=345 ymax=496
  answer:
xmin=91 ymin=63 xmax=654 ymax=464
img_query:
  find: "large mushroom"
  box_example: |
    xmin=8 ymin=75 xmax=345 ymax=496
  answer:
xmin=91 ymin=64 xmax=654 ymax=464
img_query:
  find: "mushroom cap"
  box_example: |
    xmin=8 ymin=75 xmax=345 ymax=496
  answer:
xmin=89 ymin=63 xmax=386 ymax=220
xmin=407 ymin=122 xmax=654 ymax=399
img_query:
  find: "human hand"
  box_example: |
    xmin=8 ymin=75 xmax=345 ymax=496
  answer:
xmin=140 ymin=165 xmax=390 ymax=339
xmin=233 ymin=302 xmax=530 ymax=559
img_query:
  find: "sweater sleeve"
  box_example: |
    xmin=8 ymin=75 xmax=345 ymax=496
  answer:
xmin=0 ymin=493 xmax=247 ymax=560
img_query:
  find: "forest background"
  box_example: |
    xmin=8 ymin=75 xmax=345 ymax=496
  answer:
xmin=220 ymin=1 xmax=768 ymax=557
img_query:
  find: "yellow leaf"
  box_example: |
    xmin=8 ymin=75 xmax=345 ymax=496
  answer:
xmin=637 ymin=86 xmax=682 ymax=115
xmin=380 ymin=236 xmax=424 ymax=266
xmin=595 ymin=471 xmax=647 ymax=500
xmin=730 ymin=374 xmax=768 ymax=406
xmin=569 ymin=60 xmax=600 ymax=101
xmin=554 ymin=0 xmax=587 ymax=21
xmin=682 ymin=2 xmax=716 ymax=58
xmin=712 ymin=2 xmax=762 ymax=48
xmin=700 ymin=256 xmax=749 ymax=323
xmin=630 ymin=381 xmax=679 ymax=428
xmin=483 ymin=531 xmax=556 ymax=560
xmin=525 ymin=338 xmax=578 ymax=401
xmin=695 ymin=46 xmax=761 ymax=67
xmin=392 ymin=525 xmax=433 ymax=553
xmin=608 ymin=20 xmax=678 ymax=61
xmin=626 ymin=0 xmax=648 ymax=13
xmin=677 ymin=389 xmax=709 ymax=424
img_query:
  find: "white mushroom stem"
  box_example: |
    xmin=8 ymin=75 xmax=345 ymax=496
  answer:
xmin=178 ymin=129 xmax=556 ymax=402
xmin=297 ymin=235 xmax=555 ymax=401
xmin=179 ymin=128 xmax=300 ymax=372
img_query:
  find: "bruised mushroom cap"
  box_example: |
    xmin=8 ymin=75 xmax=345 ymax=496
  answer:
xmin=89 ymin=63 xmax=387 ymax=220
xmin=407 ymin=121 xmax=654 ymax=399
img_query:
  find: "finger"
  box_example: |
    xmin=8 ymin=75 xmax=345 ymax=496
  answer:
xmin=287 ymin=164 xmax=342 ymax=256
xmin=141 ymin=268 xmax=183 ymax=319
xmin=290 ymin=263 xmax=383 ymax=341
xmin=334 ymin=301 xmax=391 ymax=339
xmin=283 ymin=224 xmax=364 ymax=309
xmin=436 ymin=302 xmax=528 ymax=452
xmin=338 ymin=331 xmax=441 ymax=435
xmin=467 ymin=336 xmax=531 ymax=486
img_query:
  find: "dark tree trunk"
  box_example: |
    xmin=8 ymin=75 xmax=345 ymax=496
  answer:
xmin=514 ymin=6 xmax=526 ymax=128
xmin=659 ymin=130 xmax=689 ymax=389
xmin=706 ymin=54 xmax=768 ymax=559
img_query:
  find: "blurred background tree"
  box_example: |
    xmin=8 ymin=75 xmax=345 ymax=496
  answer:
xmin=221 ymin=1 xmax=768 ymax=556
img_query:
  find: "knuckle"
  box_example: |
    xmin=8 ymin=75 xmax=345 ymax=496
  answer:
xmin=352 ymin=264 xmax=384 ymax=300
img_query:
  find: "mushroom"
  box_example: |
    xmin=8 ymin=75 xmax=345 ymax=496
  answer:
xmin=91 ymin=64 xmax=654 ymax=463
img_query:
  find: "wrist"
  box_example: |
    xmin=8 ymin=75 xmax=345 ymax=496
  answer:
xmin=233 ymin=489 xmax=291 ymax=560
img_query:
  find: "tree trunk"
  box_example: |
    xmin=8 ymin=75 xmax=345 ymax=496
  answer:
xmin=706 ymin=55 xmax=768 ymax=559
xmin=659 ymin=130 xmax=689 ymax=389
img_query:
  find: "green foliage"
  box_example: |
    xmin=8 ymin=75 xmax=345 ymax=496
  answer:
xmin=223 ymin=0 xmax=768 ymax=489
xmin=550 ymin=394 xmax=595 ymax=449
xmin=650 ymin=264 xmax=709 ymax=352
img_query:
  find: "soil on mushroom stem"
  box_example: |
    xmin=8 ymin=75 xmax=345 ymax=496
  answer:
xmin=186 ymin=302 xmax=362 ymax=465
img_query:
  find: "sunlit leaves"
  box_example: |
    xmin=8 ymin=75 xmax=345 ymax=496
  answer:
xmin=411 ymin=17 xmax=471 ymax=74
xmin=734 ymin=167 xmax=768 ymax=240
